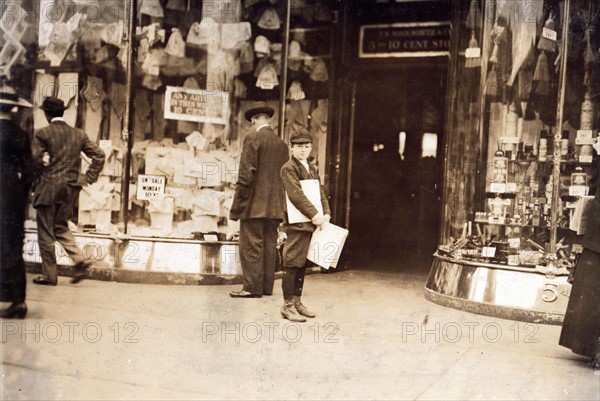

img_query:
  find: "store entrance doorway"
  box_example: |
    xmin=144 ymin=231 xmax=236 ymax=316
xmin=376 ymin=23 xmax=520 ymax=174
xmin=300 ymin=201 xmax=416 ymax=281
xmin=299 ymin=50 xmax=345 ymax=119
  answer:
xmin=348 ymin=68 xmax=446 ymax=271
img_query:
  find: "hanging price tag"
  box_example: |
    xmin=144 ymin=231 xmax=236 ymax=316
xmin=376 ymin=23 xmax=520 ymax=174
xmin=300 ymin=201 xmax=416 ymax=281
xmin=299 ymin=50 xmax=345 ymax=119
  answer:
xmin=569 ymin=186 xmax=589 ymax=197
xmin=482 ymin=247 xmax=496 ymax=257
xmin=575 ymin=130 xmax=594 ymax=145
xmin=508 ymin=238 xmax=520 ymax=248
xmin=490 ymin=183 xmax=506 ymax=193
xmin=542 ymin=27 xmax=557 ymax=41
xmin=465 ymin=47 xmax=481 ymax=58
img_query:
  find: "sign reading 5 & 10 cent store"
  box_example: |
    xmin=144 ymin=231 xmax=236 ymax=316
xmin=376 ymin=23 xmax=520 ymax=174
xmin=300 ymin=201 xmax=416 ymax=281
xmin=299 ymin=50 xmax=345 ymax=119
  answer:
xmin=359 ymin=22 xmax=451 ymax=58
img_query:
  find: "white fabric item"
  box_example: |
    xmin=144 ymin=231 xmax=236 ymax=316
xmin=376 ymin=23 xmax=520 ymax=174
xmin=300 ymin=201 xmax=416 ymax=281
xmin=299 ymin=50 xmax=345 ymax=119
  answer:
xmin=140 ymin=0 xmax=164 ymax=17
xmin=191 ymin=215 xmax=219 ymax=233
xmin=166 ymin=187 xmax=195 ymax=210
xmin=186 ymin=18 xmax=220 ymax=48
xmin=99 ymin=20 xmax=124 ymax=46
xmin=191 ymin=189 xmax=225 ymax=216
xmin=186 ymin=131 xmax=208 ymax=151
xmin=256 ymin=63 xmax=278 ymax=89
xmin=287 ymin=81 xmax=305 ymax=100
xmin=220 ymin=22 xmax=252 ymax=49
xmin=43 ymin=23 xmax=72 ymax=66
xmin=207 ymin=49 xmax=238 ymax=92
xmin=165 ymin=28 xmax=186 ymax=58
xmin=80 ymin=183 xmax=114 ymax=211
xmin=257 ymin=7 xmax=281 ymax=30
xmin=254 ymin=35 xmax=270 ymax=57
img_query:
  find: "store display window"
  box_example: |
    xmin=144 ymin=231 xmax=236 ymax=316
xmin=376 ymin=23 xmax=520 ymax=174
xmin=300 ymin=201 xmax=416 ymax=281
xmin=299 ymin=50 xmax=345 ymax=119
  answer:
xmin=437 ymin=0 xmax=599 ymax=275
xmin=25 ymin=0 xmax=337 ymax=241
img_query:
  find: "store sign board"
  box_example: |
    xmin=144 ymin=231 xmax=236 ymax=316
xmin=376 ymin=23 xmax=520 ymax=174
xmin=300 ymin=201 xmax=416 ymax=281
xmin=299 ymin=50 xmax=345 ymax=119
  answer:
xmin=164 ymin=86 xmax=229 ymax=125
xmin=137 ymin=175 xmax=166 ymax=200
xmin=359 ymin=22 xmax=450 ymax=58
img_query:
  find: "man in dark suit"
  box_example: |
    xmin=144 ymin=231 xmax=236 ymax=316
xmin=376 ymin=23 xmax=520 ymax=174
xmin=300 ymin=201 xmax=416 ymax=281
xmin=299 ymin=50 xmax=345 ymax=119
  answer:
xmin=31 ymin=97 xmax=105 ymax=286
xmin=0 ymin=83 xmax=35 ymax=319
xmin=229 ymin=102 xmax=289 ymax=298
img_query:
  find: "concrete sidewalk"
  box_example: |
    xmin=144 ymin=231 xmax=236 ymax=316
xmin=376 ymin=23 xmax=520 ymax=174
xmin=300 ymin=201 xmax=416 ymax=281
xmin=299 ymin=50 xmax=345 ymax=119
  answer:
xmin=1 ymin=269 xmax=598 ymax=400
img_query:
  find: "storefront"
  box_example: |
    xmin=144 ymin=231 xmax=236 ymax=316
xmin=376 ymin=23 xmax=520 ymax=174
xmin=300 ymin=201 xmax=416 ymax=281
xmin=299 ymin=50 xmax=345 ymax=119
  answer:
xmin=425 ymin=0 xmax=600 ymax=324
xmin=4 ymin=0 xmax=339 ymax=281
xmin=7 ymin=0 xmax=597 ymax=313
xmin=7 ymin=0 xmax=452 ymax=282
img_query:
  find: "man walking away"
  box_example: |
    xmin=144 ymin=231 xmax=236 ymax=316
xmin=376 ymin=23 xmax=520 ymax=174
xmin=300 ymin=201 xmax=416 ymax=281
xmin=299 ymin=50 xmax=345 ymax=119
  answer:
xmin=31 ymin=97 xmax=105 ymax=286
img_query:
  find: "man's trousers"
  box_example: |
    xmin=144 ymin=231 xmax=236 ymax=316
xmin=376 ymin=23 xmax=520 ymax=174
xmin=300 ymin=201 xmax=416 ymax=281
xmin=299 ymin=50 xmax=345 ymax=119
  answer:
xmin=239 ymin=218 xmax=280 ymax=295
xmin=35 ymin=186 xmax=85 ymax=284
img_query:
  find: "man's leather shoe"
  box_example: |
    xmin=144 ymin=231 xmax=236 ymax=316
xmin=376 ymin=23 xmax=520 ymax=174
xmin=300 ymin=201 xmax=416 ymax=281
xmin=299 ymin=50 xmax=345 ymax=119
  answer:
xmin=71 ymin=261 xmax=93 ymax=284
xmin=229 ymin=290 xmax=262 ymax=298
xmin=0 ymin=302 xmax=27 ymax=319
xmin=33 ymin=276 xmax=57 ymax=286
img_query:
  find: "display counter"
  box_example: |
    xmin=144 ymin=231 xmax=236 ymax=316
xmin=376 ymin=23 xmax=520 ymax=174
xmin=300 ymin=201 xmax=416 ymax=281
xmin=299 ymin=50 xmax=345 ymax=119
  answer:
xmin=427 ymin=0 xmax=597 ymax=326
xmin=23 ymin=228 xmax=244 ymax=285
xmin=425 ymin=253 xmax=570 ymax=325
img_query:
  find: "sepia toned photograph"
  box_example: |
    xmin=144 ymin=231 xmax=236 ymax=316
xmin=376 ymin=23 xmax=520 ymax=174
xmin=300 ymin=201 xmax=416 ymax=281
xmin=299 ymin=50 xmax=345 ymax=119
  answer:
xmin=1 ymin=0 xmax=599 ymax=400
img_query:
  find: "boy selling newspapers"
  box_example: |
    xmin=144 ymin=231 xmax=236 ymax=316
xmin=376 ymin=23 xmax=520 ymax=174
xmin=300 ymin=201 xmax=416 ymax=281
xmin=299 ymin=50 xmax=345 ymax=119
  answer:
xmin=280 ymin=129 xmax=331 ymax=322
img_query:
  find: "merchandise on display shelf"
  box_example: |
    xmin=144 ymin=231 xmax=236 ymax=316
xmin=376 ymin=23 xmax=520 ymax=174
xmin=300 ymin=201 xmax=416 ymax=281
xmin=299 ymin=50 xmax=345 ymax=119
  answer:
xmin=436 ymin=0 xmax=599 ymax=277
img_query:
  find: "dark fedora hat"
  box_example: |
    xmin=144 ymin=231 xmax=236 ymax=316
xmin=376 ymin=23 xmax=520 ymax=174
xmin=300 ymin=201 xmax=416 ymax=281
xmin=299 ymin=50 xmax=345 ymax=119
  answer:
xmin=244 ymin=101 xmax=274 ymax=121
xmin=40 ymin=96 xmax=67 ymax=112
xmin=0 ymin=84 xmax=32 ymax=108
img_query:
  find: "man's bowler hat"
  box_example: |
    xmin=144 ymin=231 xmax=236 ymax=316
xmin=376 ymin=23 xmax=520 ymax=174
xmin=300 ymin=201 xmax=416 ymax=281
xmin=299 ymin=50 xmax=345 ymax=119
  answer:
xmin=40 ymin=96 xmax=67 ymax=112
xmin=244 ymin=101 xmax=274 ymax=121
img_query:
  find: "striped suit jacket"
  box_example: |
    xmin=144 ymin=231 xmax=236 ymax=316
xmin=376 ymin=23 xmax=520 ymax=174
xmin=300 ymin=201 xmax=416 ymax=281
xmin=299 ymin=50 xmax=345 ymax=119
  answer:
xmin=32 ymin=119 xmax=105 ymax=207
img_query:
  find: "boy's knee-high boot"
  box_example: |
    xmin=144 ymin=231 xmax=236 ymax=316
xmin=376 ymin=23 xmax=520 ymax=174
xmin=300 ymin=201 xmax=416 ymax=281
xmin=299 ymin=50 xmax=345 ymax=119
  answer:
xmin=293 ymin=295 xmax=316 ymax=318
xmin=281 ymin=299 xmax=307 ymax=322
